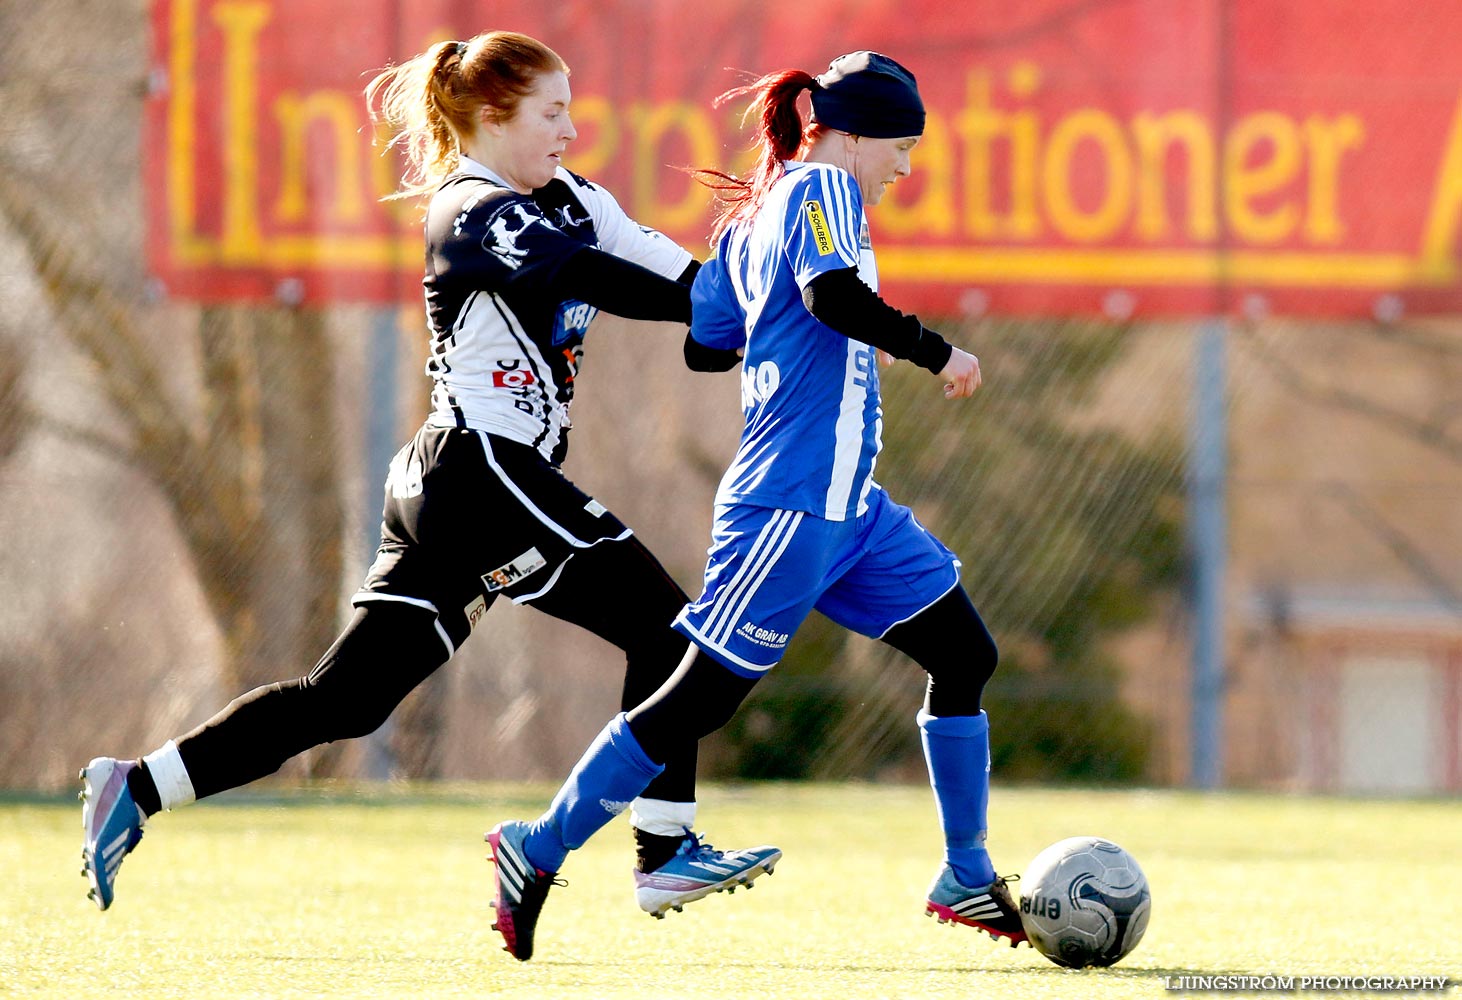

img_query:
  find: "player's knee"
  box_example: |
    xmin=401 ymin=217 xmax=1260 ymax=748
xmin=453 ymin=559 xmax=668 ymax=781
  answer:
xmin=306 ymin=678 xmax=397 ymax=742
xmin=621 ymin=633 xmax=694 ymax=707
xmin=627 ymin=652 xmax=753 ymax=760
xmin=628 ymin=705 xmax=720 ymax=764
xmin=301 ymin=603 xmax=447 ymax=742
xmin=971 ymin=626 xmax=999 ymax=684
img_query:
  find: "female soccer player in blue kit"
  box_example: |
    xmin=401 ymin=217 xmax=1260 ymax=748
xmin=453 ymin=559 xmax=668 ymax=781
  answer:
xmin=486 ymin=51 xmax=1028 ymax=959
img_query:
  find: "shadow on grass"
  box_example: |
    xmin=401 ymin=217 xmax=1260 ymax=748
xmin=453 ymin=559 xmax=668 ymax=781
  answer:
xmin=513 ymin=956 xmax=1256 ymax=979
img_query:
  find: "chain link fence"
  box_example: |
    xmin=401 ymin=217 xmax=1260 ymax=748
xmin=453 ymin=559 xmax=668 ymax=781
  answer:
xmin=2 ymin=1 xmax=1460 ymax=794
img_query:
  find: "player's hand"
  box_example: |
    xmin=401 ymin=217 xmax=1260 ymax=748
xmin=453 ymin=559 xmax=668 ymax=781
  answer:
xmin=877 ymin=349 xmax=895 ymax=368
xmin=939 ymin=347 xmax=981 ymax=399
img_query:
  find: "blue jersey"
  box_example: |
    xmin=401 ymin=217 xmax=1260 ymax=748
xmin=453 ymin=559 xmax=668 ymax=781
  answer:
xmin=691 ymin=161 xmax=883 ymax=521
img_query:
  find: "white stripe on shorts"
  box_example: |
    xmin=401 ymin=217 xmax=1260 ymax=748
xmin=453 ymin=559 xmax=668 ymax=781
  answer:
xmin=701 ymin=509 xmax=797 ymax=643
xmin=701 ymin=511 xmax=795 ymax=637
xmin=710 ymin=511 xmax=812 ymax=643
xmin=713 ymin=510 xmax=804 ymax=648
xmin=475 ymin=431 xmax=632 ymax=549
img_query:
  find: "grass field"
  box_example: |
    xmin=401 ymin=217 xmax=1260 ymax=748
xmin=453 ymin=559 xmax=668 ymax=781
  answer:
xmin=1 ymin=783 xmax=1458 ymax=999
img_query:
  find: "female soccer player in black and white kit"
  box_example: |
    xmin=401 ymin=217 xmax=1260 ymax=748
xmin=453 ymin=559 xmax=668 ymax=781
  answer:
xmin=78 ymin=31 xmax=779 ymax=940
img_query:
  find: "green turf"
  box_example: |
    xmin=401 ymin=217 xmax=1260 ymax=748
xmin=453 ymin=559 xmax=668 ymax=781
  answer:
xmin=1 ymin=784 xmax=1457 ymax=998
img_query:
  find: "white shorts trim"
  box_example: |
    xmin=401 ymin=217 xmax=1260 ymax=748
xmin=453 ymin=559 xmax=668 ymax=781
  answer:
xmin=510 ymin=554 xmax=573 ymax=604
xmin=674 ymin=612 xmax=774 ymax=675
xmin=476 ymin=431 xmax=622 ymax=549
xmin=702 ymin=509 xmax=801 ymax=646
xmin=874 ymin=562 xmax=963 ymax=640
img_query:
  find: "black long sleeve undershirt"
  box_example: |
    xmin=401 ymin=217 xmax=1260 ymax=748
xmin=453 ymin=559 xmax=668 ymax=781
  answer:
xmin=550 ymin=246 xmax=692 ymax=325
xmin=801 ymin=267 xmax=953 ymax=374
xmin=684 ymin=335 xmax=743 ymax=372
xmin=678 ymin=256 xmax=749 ymax=371
xmin=675 ymin=258 xmax=701 ymax=285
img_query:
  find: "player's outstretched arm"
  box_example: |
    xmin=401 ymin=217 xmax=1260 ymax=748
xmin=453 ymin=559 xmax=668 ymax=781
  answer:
xmin=801 ymin=267 xmax=978 ymax=397
xmin=549 ymin=246 xmax=691 ymax=324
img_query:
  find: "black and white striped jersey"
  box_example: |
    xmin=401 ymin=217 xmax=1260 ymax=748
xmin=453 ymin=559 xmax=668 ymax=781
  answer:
xmin=421 ymin=157 xmax=691 ymax=464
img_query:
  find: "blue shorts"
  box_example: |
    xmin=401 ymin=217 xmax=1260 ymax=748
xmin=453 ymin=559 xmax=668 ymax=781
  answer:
xmin=672 ymin=487 xmax=962 ymax=677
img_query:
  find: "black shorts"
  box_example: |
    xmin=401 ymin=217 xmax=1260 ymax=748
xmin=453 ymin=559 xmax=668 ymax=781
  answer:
xmin=354 ymin=426 xmax=631 ymax=652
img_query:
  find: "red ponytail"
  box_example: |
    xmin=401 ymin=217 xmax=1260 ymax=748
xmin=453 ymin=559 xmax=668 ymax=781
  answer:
xmin=693 ymin=69 xmax=825 ymax=242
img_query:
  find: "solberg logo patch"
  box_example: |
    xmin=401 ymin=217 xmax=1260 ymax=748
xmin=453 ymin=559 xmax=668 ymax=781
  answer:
xmin=804 ymin=200 xmax=835 ymax=255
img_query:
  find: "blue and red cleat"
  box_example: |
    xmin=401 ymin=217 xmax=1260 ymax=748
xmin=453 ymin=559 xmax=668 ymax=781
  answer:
xmin=486 ymin=820 xmax=562 ymax=962
xmin=926 ymin=867 xmax=1029 ymax=946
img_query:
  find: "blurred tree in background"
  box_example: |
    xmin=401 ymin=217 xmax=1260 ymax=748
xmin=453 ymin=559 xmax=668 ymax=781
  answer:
xmin=0 ymin=2 xmax=352 ymax=778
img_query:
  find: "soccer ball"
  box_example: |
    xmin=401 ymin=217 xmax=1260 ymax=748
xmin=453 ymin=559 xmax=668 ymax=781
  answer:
xmin=1018 ymin=836 xmax=1151 ymax=968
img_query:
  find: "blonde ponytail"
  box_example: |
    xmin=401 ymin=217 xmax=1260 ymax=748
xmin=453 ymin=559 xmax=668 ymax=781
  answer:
xmin=367 ymin=32 xmax=568 ymax=201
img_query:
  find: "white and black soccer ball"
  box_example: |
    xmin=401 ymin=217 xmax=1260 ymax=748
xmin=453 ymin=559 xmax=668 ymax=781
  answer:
xmin=1019 ymin=836 xmax=1151 ymax=968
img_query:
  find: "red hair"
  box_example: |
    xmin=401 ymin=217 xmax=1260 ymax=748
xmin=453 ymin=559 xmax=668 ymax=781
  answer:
xmin=694 ymin=69 xmax=831 ymax=243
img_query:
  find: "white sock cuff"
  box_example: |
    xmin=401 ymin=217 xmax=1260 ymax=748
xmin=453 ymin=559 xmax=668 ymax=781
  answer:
xmin=629 ymin=797 xmax=696 ymax=837
xmin=142 ymin=739 xmax=197 ymax=811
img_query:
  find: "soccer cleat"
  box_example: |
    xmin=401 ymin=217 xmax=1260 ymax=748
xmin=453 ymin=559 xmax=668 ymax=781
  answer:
xmin=925 ymin=867 xmax=1028 ymax=947
xmin=634 ymin=829 xmax=783 ymax=919
xmin=485 ymin=821 xmax=561 ymax=962
xmin=79 ymin=757 xmax=145 ymax=911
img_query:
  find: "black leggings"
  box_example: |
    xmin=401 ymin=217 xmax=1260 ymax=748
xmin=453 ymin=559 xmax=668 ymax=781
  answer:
xmin=626 ymin=585 xmax=998 ymax=764
xmin=176 ymin=536 xmax=699 ymax=802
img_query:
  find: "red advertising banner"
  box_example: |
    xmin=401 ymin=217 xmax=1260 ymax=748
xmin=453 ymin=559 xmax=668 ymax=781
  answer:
xmin=145 ymin=0 xmax=1462 ymax=317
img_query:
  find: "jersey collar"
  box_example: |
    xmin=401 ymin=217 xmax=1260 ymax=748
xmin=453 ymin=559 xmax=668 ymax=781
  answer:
xmin=458 ymin=155 xmax=519 ymax=192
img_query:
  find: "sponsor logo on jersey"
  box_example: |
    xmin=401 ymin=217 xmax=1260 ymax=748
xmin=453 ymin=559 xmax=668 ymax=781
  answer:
xmin=549 ymin=203 xmax=592 ymax=231
xmin=492 ymin=368 xmax=537 ymax=388
xmin=464 ymin=594 xmax=489 ymax=631
xmin=805 ymin=200 xmax=835 ymax=255
xmin=554 ymin=300 xmax=597 ymax=346
xmin=735 ymin=620 xmax=791 ymax=649
xmin=482 ymin=547 xmax=548 ymax=592
xmin=483 ymin=203 xmax=543 ymax=270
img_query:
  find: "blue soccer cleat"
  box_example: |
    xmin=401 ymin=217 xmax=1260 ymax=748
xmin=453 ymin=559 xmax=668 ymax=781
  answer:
xmin=925 ymin=866 xmax=1028 ymax=947
xmin=633 ymin=829 xmax=782 ymax=918
xmin=79 ymin=757 xmax=145 ymax=911
xmin=485 ymin=820 xmax=562 ymax=962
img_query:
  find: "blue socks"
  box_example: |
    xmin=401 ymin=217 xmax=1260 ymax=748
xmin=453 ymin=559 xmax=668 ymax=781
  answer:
xmin=918 ymin=709 xmax=996 ymax=889
xmin=523 ymin=713 xmax=665 ymax=872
